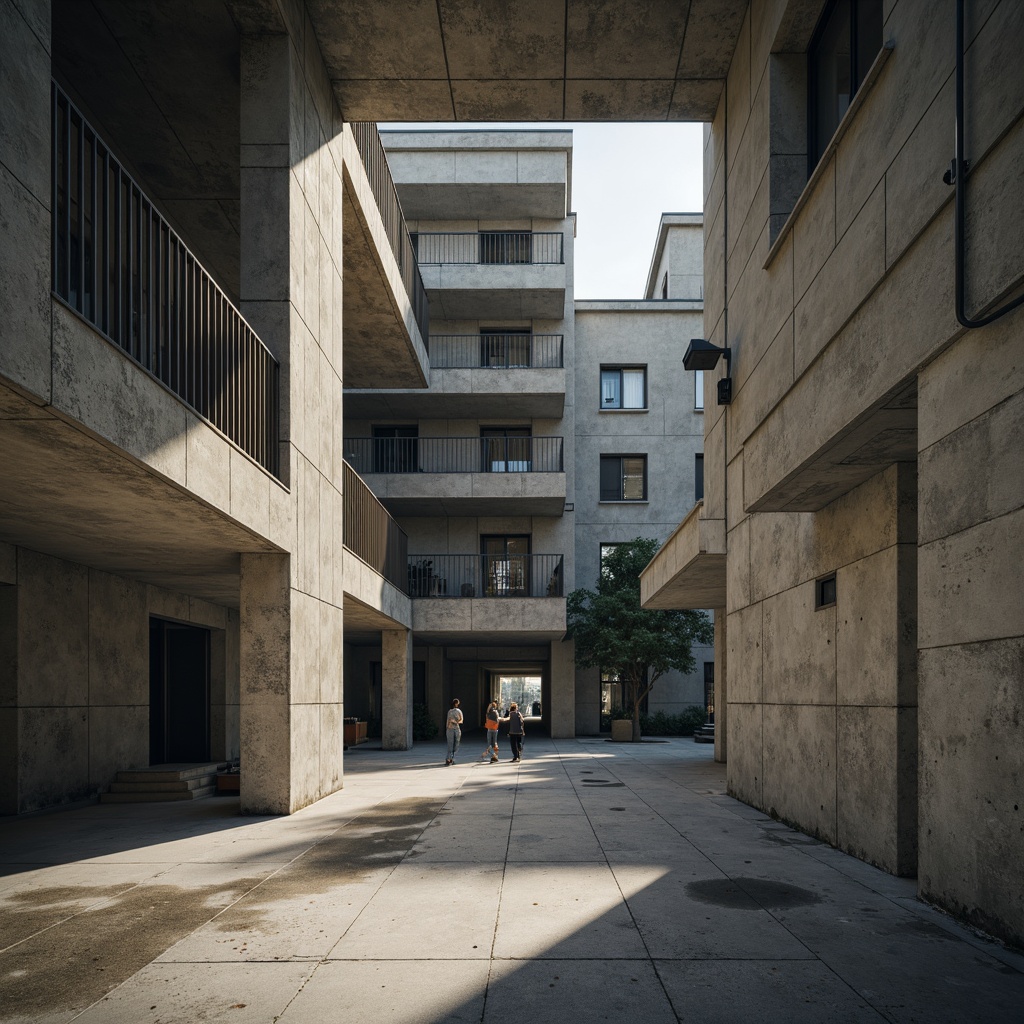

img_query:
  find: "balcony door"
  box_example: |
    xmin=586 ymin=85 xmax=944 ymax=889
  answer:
xmin=481 ymin=427 xmax=531 ymax=473
xmin=373 ymin=425 xmax=418 ymax=473
xmin=481 ymin=328 xmax=531 ymax=368
xmin=482 ymin=535 xmax=530 ymax=597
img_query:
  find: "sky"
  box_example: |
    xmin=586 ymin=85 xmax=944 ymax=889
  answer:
xmin=379 ymin=122 xmax=705 ymax=299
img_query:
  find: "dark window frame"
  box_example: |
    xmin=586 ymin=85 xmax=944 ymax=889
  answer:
xmin=694 ymin=453 xmax=704 ymax=503
xmin=815 ymin=573 xmax=837 ymax=609
xmin=600 ymin=365 xmax=648 ymax=410
xmin=600 ymin=454 xmax=648 ymax=502
xmin=807 ymin=0 xmax=883 ymax=174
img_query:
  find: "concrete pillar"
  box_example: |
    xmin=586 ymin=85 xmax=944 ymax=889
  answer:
xmin=236 ymin=23 xmax=345 ymax=813
xmin=713 ymin=610 xmax=727 ymax=763
xmin=549 ymin=638 xmax=575 ymax=738
xmin=381 ymin=628 xmax=413 ymax=749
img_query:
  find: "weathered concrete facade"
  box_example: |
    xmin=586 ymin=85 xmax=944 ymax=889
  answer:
xmin=642 ymin=0 xmax=1024 ymax=944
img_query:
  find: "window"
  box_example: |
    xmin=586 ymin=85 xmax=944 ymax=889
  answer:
xmin=480 ymin=230 xmax=532 ymax=264
xmin=600 ymin=455 xmax=647 ymax=501
xmin=704 ymin=662 xmax=715 ymax=722
xmin=694 ymin=369 xmax=704 ymax=411
xmin=480 ymin=427 xmax=531 ymax=472
xmin=600 ymin=367 xmax=646 ymax=409
xmin=372 ymin=425 xmax=418 ymax=473
xmin=599 ymin=543 xmax=622 ymax=567
xmin=481 ymin=328 xmax=531 ymax=367
xmin=600 ymin=669 xmax=624 ymax=714
xmin=816 ymin=573 xmax=837 ymax=609
xmin=481 ymin=535 xmax=530 ymax=596
xmin=808 ymin=0 xmax=883 ymax=171
xmin=695 ymin=453 xmax=704 ymax=503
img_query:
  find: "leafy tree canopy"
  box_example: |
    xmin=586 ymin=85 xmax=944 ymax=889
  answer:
xmin=567 ymin=538 xmax=714 ymax=740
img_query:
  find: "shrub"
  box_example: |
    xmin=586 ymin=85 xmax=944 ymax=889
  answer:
xmin=412 ymin=703 xmax=438 ymax=740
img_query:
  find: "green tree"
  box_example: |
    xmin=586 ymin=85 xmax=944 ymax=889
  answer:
xmin=567 ymin=538 xmax=714 ymax=742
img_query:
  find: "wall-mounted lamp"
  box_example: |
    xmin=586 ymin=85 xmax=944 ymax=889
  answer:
xmin=682 ymin=338 xmax=732 ymax=405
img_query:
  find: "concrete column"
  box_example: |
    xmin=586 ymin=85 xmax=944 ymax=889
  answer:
xmin=381 ymin=628 xmax=413 ymax=749
xmin=549 ymin=638 xmax=575 ymax=738
xmin=713 ymin=610 xmax=727 ymax=763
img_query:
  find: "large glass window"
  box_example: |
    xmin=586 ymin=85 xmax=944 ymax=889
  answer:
xmin=694 ymin=369 xmax=705 ymax=411
xmin=481 ymin=535 xmax=530 ymax=596
xmin=601 ymin=367 xmax=647 ymax=410
xmin=600 ymin=455 xmax=647 ymax=501
xmin=808 ymin=0 xmax=882 ymax=171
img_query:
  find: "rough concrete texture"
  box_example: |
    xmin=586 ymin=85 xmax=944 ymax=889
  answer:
xmin=1 ymin=740 xmax=1021 ymax=1024
xmin=381 ymin=628 xmax=413 ymax=750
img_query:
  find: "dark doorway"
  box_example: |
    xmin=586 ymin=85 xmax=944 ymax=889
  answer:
xmin=373 ymin=425 xmax=418 ymax=473
xmin=150 ymin=619 xmax=211 ymax=764
xmin=704 ymin=661 xmax=715 ymax=723
xmin=481 ymin=534 xmax=530 ymax=596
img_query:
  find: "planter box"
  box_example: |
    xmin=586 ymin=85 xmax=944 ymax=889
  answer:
xmin=610 ymin=719 xmax=633 ymax=742
xmin=216 ymin=772 xmax=240 ymax=793
xmin=344 ymin=721 xmax=368 ymax=745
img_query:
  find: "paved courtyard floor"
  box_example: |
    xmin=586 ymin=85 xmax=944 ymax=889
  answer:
xmin=1 ymin=737 xmax=1022 ymax=1023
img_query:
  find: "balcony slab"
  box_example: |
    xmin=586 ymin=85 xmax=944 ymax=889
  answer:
xmin=412 ymin=597 xmax=566 ymax=644
xmin=640 ymin=501 xmax=726 ymax=610
xmin=359 ymin=473 xmax=567 ymax=517
xmin=419 ymin=264 xmax=566 ymax=319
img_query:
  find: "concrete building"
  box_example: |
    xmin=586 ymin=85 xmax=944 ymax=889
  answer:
xmin=2 ymin=0 xmax=1020 ymax=949
xmin=573 ymin=213 xmax=714 ymax=733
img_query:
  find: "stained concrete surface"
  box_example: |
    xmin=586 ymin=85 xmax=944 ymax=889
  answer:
xmin=0 ymin=739 xmax=1022 ymax=1023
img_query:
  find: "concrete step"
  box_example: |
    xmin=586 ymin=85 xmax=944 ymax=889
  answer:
xmin=115 ymin=763 xmax=227 ymax=784
xmin=108 ymin=777 xmax=217 ymax=793
xmin=100 ymin=785 xmax=218 ymax=803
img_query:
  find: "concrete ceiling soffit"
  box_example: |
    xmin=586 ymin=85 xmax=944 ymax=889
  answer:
xmin=303 ymin=0 xmax=747 ymax=122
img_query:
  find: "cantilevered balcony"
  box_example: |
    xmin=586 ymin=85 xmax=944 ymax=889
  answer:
xmin=346 ymin=436 xmax=566 ymax=516
xmin=413 ymin=231 xmax=566 ymax=319
xmin=344 ymin=333 xmax=565 ymax=418
xmin=342 ymin=123 xmax=430 ymax=388
xmin=408 ymin=554 xmax=567 ymax=643
xmin=51 ymin=83 xmax=280 ymax=477
xmin=342 ymin=462 xmax=412 ymax=634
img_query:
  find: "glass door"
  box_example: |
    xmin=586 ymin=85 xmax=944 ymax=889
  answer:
xmin=481 ymin=427 xmax=531 ymax=472
xmin=481 ymin=535 xmax=530 ymax=596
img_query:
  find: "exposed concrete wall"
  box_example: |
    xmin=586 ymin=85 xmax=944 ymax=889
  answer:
xmin=1 ymin=544 xmax=239 ymax=814
xmin=706 ymin=0 xmax=1023 ymax=940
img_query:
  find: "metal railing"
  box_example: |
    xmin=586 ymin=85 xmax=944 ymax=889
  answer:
xmin=51 ymin=82 xmax=279 ymax=476
xmin=408 ymin=554 xmax=564 ymax=599
xmin=413 ymin=231 xmax=563 ymax=265
xmin=349 ymin=123 xmax=430 ymax=345
xmin=343 ymin=462 xmax=408 ymax=591
xmin=346 ymin=436 xmax=564 ymax=475
xmin=429 ymin=334 xmax=564 ymax=368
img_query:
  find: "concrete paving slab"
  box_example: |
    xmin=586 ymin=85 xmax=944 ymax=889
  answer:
xmin=506 ymin=813 xmax=603 ymax=862
xmin=327 ymin=862 xmax=503 ymax=959
xmin=493 ymin=862 xmax=648 ymax=960
xmin=485 ymin=958 xmax=678 ymax=1023
xmin=281 ymin=958 xmax=491 ymax=1024
xmin=407 ymin=813 xmax=512 ymax=862
xmin=72 ymin=960 xmax=316 ymax=1024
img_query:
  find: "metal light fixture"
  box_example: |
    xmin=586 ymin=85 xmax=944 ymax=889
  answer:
xmin=682 ymin=338 xmax=732 ymax=405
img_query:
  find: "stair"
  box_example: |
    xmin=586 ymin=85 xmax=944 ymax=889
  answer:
xmin=100 ymin=763 xmax=228 ymax=803
xmin=693 ymin=723 xmax=715 ymax=743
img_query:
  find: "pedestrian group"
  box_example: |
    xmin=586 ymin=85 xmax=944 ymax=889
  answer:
xmin=444 ymin=698 xmax=526 ymax=766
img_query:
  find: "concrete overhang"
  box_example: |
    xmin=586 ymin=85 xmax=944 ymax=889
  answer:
xmin=640 ymin=501 xmax=726 ymax=610
xmin=300 ymin=0 xmax=747 ymax=122
xmin=412 ymin=597 xmax=566 ymax=644
xmin=0 ymin=382 xmax=281 ymax=607
xmin=345 ymin=367 xmax=566 ymax=419
xmin=342 ymin=128 xmax=430 ymax=389
xmin=384 ymin=131 xmax=572 ymax=220
xmin=342 ymin=549 xmax=412 ymax=632
xmin=359 ymin=473 xmax=567 ymax=517
xmin=744 ymin=379 xmax=918 ymax=513
xmin=421 ymin=264 xmax=566 ymax=319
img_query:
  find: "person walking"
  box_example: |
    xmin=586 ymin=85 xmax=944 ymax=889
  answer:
xmin=481 ymin=701 xmax=500 ymax=763
xmin=506 ymin=702 xmax=525 ymax=762
xmin=444 ymin=699 xmax=463 ymax=765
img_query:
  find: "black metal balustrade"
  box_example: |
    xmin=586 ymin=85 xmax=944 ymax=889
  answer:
xmin=343 ymin=462 xmax=408 ymax=591
xmin=51 ymin=83 xmax=279 ymax=477
xmin=428 ymin=334 xmax=564 ymax=368
xmin=413 ymin=231 xmax=563 ymax=265
xmin=349 ymin=123 xmax=430 ymax=345
xmin=347 ymin=436 xmax=564 ymax=475
xmin=408 ymin=554 xmax=564 ymax=599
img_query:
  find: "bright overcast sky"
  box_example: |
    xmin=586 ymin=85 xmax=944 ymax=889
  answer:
xmin=380 ymin=122 xmax=705 ymax=300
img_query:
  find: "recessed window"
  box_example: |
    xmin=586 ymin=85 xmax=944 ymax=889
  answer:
xmin=601 ymin=367 xmax=647 ymax=409
xmin=600 ymin=455 xmax=647 ymax=501
xmin=695 ymin=453 xmax=704 ymax=503
xmin=808 ymin=0 xmax=883 ymax=171
xmin=815 ymin=573 xmax=837 ymax=609
xmin=694 ymin=369 xmax=705 ymax=411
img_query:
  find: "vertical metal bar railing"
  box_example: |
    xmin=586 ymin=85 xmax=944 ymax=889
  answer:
xmin=428 ymin=333 xmax=564 ymax=368
xmin=406 ymin=554 xmax=564 ymax=599
xmin=343 ymin=462 xmax=409 ymax=591
xmin=344 ymin=436 xmax=564 ymax=474
xmin=413 ymin=231 xmax=563 ymax=265
xmin=349 ymin=122 xmax=430 ymax=347
xmin=50 ymin=82 xmax=280 ymax=478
